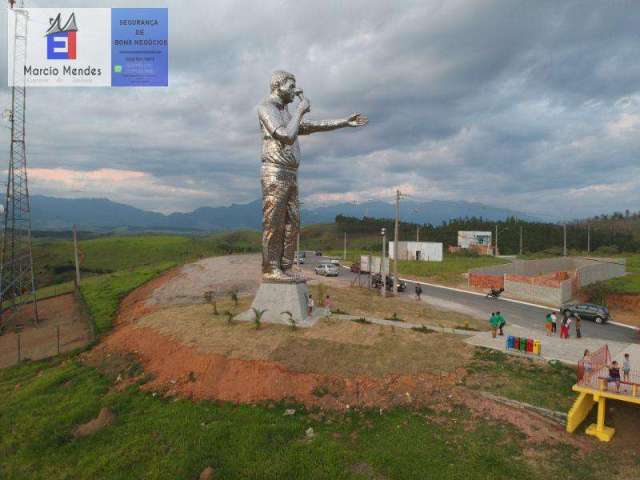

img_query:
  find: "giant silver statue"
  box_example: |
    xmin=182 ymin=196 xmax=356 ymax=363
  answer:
xmin=258 ymin=71 xmax=367 ymax=282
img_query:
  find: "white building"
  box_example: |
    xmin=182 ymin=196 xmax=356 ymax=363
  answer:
xmin=388 ymin=241 xmax=443 ymax=262
xmin=458 ymin=231 xmax=492 ymax=249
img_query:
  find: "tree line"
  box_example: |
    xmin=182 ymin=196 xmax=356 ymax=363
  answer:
xmin=334 ymin=214 xmax=640 ymax=255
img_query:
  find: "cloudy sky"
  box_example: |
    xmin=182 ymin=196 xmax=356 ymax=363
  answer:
xmin=1 ymin=0 xmax=639 ymax=219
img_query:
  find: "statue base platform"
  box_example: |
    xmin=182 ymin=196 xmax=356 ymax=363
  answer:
xmin=236 ymin=280 xmax=327 ymax=327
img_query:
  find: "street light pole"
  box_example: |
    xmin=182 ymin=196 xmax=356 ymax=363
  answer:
xmin=393 ymin=190 xmax=400 ymax=295
xmin=587 ymin=224 xmax=591 ymax=254
xmin=381 ymin=227 xmax=386 ymax=297
xmin=343 ymin=231 xmax=347 ymax=260
xmin=495 ymin=224 xmax=499 ymax=256
xmin=519 ymin=225 xmax=523 ymax=256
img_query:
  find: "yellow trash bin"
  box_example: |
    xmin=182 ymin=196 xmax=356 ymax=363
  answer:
xmin=533 ymin=340 xmax=541 ymax=355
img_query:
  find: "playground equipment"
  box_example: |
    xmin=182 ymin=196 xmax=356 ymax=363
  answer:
xmin=506 ymin=335 xmax=541 ymax=355
xmin=566 ymin=345 xmax=640 ymax=442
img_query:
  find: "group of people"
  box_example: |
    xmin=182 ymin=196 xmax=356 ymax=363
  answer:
xmin=544 ymin=311 xmax=582 ymax=339
xmin=307 ymin=294 xmax=332 ymax=316
xmin=582 ymin=349 xmax=632 ymax=393
xmin=488 ymin=311 xmax=506 ymax=338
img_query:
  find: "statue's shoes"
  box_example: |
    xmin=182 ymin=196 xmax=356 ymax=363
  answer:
xmin=262 ymin=269 xmax=295 ymax=283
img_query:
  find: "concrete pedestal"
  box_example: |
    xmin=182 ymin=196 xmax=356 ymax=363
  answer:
xmin=236 ymin=280 xmax=327 ymax=327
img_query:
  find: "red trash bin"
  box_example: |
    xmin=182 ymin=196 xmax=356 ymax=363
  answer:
xmin=514 ymin=337 xmax=520 ymax=350
xmin=526 ymin=338 xmax=533 ymax=352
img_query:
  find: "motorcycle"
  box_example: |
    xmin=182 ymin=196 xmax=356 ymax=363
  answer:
xmin=486 ymin=287 xmax=504 ymax=299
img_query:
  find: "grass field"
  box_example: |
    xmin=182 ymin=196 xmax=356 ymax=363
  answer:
xmin=323 ymin=248 xmax=511 ymax=285
xmin=79 ymin=262 xmax=177 ymax=334
xmin=0 ymin=354 xmax=620 ymax=480
xmin=31 ymin=231 xmax=260 ymax=289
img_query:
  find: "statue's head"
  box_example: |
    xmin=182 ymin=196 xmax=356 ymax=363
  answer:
xmin=271 ymin=70 xmax=297 ymax=104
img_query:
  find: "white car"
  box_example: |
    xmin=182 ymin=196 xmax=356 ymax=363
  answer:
xmin=329 ymin=258 xmax=341 ymax=265
xmin=294 ymin=256 xmax=305 ymax=264
xmin=314 ymin=263 xmax=339 ymax=276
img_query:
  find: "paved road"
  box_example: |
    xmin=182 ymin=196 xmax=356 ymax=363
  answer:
xmin=301 ymin=253 xmax=638 ymax=344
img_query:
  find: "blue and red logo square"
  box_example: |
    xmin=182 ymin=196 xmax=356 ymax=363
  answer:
xmin=46 ymin=13 xmax=77 ymax=60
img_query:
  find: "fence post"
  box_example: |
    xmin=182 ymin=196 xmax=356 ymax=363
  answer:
xmin=17 ymin=333 xmax=21 ymax=363
xmin=57 ymin=326 xmax=61 ymax=354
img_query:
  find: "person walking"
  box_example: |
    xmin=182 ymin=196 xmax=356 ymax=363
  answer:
xmin=489 ymin=312 xmax=498 ymax=339
xmin=545 ymin=313 xmax=553 ymax=336
xmin=575 ymin=314 xmax=582 ymax=339
xmin=415 ymin=283 xmax=423 ymax=301
xmin=550 ymin=311 xmax=558 ymax=334
xmin=560 ymin=316 xmax=569 ymax=339
xmin=307 ymin=294 xmax=314 ymax=316
xmin=496 ymin=311 xmax=506 ymax=336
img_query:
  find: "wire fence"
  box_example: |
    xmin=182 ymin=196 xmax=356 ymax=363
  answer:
xmin=0 ymin=321 xmax=91 ymax=368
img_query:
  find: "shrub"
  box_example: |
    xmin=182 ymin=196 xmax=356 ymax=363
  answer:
xmin=385 ymin=312 xmax=404 ymax=322
xmin=282 ymin=311 xmax=297 ymax=330
xmin=352 ymin=317 xmax=371 ymax=325
xmin=252 ymin=308 xmax=266 ymax=329
xmin=228 ymin=286 xmax=240 ymax=307
xmin=594 ymin=245 xmax=620 ymax=256
xmin=581 ymin=281 xmax=612 ymax=306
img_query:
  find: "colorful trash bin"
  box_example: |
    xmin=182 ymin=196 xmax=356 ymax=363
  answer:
xmin=519 ymin=338 xmax=526 ymax=352
xmin=514 ymin=337 xmax=520 ymax=350
xmin=533 ymin=340 xmax=541 ymax=355
xmin=507 ymin=335 xmax=515 ymax=349
xmin=526 ymin=338 xmax=533 ymax=353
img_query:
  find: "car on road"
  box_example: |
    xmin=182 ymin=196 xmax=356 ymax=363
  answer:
xmin=315 ymin=263 xmax=339 ymax=277
xmin=371 ymin=273 xmax=406 ymax=292
xmin=294 ymin=255 xmax=305 ymax=265
xmin=329 ymin=258 xmax=341 ymax=265
xmin=560 ymin=303 xmax=610 ymax=324
xmin=314 ymin=250 xmax=322 ymax=256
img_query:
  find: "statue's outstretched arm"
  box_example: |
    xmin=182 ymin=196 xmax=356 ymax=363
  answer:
xmin=300 ymin=113 xmax=368 ymax=135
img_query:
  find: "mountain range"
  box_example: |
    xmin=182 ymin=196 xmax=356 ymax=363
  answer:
xmin=16 ymin=195 xmax=542 ymax=232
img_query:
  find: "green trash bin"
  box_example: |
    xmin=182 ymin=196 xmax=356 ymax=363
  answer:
xmin=519 ymin=337 xmax=526 ymax=352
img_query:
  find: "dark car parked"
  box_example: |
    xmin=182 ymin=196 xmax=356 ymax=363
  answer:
xmin=561 ymin=303 xmax=610 ymax=324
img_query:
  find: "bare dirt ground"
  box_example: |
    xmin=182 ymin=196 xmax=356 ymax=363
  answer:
xmin=148 ymin=254 xmax=262 ymax=307
xmin=0 ymin=293 xmax=91 ymax=368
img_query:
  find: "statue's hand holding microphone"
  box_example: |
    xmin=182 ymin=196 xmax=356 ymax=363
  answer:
xmin=295 ymin=89 xmax=310 ymax=115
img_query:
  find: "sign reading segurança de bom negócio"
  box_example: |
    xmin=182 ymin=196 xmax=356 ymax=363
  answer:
xmin=8 ymin=7 xmax=168 ymax=87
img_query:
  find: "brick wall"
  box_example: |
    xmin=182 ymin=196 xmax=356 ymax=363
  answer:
xmin=469 ymin=272 xmax=504 ymax=289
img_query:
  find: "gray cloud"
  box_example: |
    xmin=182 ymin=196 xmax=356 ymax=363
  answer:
xmin=0 ymin=0 xmax=638 ymax=219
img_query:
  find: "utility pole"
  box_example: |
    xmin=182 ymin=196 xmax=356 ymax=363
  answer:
xmin=393 ymin=190 xmax=400 ymax=295
xmin=381 ymin=227 xmax=386 ymax=297
xmin=416 ymin=225 xmax=420 ymax=243
xmin=519 ymin=226 xmax=523 ymax=256
xmin=343 ymin=232 xmax=347 ymax=260
xmin=563 ymin=223 xmax=567 ymax=257
xmin=587 ymin=224 xmax=591 ymax=254
xmin=73 ymin=225 xmax=81 ymax=289
xmin=495 ymin=224 xmax=499 ymax=257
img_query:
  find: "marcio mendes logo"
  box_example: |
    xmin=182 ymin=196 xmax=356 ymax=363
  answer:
xmin=45 ymin=13 xmax=78 ymax=60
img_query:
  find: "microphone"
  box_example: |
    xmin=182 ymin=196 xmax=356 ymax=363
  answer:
xmin=294 ymin=89 xmax=304 ymax=100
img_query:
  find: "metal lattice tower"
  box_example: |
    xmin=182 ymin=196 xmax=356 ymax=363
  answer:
xmin=0 ymin=1 xmax=39 ymax=328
